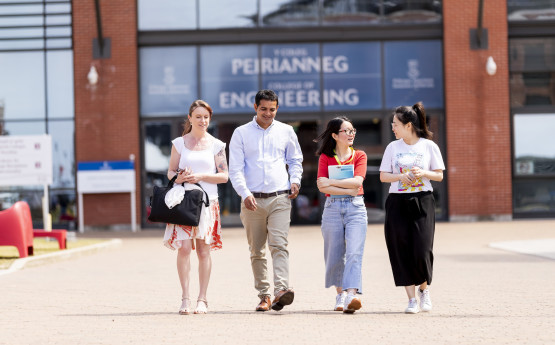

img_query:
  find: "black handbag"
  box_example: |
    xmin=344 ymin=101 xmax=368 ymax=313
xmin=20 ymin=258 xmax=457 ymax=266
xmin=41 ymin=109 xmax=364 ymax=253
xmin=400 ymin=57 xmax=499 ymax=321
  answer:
xmin=148 ymin=175 xmax=210 ymax=226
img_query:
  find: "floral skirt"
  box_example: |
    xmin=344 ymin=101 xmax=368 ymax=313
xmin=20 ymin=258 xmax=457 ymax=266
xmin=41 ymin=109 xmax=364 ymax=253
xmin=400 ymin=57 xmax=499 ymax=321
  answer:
xmin=162 ymin=200 xmax=222 ymax=251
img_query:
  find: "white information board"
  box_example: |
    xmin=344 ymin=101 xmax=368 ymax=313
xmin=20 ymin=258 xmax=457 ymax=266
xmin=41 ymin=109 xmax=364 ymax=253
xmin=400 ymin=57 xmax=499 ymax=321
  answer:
xmin=77 ymin=164 xmax=135 ymax=193
xmin=0 ymin=135 xmax=53 ymax=186
xmin=76 ymin=160 xmax=137 ymax=233
xmin=0 ymin=135 xmax=53 ymax=230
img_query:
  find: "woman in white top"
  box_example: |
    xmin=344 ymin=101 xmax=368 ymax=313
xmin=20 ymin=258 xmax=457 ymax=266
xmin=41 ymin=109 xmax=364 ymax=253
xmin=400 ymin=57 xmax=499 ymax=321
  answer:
xmin=379 ymin=102 xmax=445 ymax=314
xmin=163 ymin=100 xmax=228 ymax=315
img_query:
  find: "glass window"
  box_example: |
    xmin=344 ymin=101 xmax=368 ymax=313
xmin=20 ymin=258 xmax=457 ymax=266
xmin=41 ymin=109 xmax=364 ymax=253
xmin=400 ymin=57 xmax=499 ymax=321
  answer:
xmin=323 ymin=0 xmax=381 ymax=25
xmin=384 ymin=40 xmax=444 ymax=109
xmin=144 ymin=122 xmax=172 ymax=175
xmin=510 ymin=38 xmax=555 ymax=71
xmin=0 ymin=39 xmax=44 ymax=50
xmin=0 ymin=188 xmax=44 ymax=226
xmin=323 ymin=42 xmax=382 ymax=110
xmin=0 ymin=4 xmax=42 ymax=15
xmin=383 ymin=0 xmax=442 ymax=23
xmin=48 ymin=120 xmax=75 ymax=188
xmin=45 ymin=14 xmax=71 ymax=25
xmin=514 ymin=114 xmax=555 ymax=176
xmin=513 ymin=179 xmax=555 ymax=213
xmin=0 ymin=28 xmax=43 ymax=39
xmin=200 ymin=0 xmax=256 ymax=28
xmin=508 ymin=0 xmax=555 ymax=21
xmin=137 ymin=0 xmax=196 ymax=30
xmin=49 ymin=189 xmax=76 ymax=230
xmin=46 ymin=3 xmax=71 ymax=13
xmin=0 ymin=16 xmax=43 ymax=26
xmin=510 ymin=72 xmax=554 ymax=106
xmin=140 ymin=46 xmax=198 ymax=116
xmin=46 ymin=38 xmax=71 ymax=49
xmin=46 ymin=27 xmax=72 ymax=37
xmin=260 ymin=0 xmax=319 ymax=26
xmin=0 ymin=52 xmax=45 ymax=120
xmin=143 ymin=121 xmax=172 ymax=227
xmin=1 ymin=120 xmax=45 ymax=135
xmin=200 ymin=44 xmax=258 ymax=114
xmin=46 ymin=50 xmax=74 ymax=119
xmin=509 ymin=38 xmax=555 ymax=107
xmin=261 ymin=43 xmax=320 ymax=112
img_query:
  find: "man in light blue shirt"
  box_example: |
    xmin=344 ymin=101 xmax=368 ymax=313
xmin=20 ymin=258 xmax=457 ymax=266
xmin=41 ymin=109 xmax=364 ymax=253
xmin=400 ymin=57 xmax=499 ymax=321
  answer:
xmin=229 ymin=89 xmax=303 ymax=312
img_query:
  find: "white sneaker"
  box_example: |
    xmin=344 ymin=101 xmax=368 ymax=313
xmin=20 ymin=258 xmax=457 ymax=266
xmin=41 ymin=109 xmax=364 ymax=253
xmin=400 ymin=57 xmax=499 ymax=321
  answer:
xmin=418 ymin=289 xmax=432 ymax=312
xmin=343 ymin=293 xmax=362 ymax=314
xmin=334 ymin=292 xmax=347 ymax=311
xmin=405 ymin=298 xmax=420 ymax=314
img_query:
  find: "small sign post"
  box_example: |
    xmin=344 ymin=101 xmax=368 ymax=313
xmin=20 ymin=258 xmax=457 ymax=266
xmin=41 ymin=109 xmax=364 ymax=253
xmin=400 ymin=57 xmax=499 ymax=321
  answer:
xmin=0 ymin=135 xmax=53 ymax=230
xmin=77 ymin=157 xmax=137 ymax=233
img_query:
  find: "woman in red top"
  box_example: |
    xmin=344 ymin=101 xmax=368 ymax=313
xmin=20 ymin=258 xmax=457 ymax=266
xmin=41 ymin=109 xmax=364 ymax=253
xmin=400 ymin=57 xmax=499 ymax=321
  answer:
xmin=314 ymin=116 xmax=368 ymax=314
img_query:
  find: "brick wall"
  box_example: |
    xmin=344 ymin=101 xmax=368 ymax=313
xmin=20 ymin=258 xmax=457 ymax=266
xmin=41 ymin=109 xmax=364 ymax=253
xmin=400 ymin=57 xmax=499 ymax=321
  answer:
xmin=73 ymin=0 xmax=140 ymax=227
xmin=443 ymin=0 xmax=512 ymax=219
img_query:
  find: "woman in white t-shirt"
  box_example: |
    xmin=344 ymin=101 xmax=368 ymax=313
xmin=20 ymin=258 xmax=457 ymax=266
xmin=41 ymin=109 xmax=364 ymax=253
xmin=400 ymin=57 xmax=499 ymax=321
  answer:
xmin=163 ymin=100 xmax=228 ymax=315
xmin=379 ymin=102 xmax=445 ymax=314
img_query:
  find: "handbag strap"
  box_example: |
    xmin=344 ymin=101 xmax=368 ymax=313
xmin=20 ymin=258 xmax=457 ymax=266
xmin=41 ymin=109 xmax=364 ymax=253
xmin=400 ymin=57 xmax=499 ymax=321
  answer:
xmin=167 ymin=175 xmax=210 ymax=207
xmin=193 ymin=183 xmax=210 ymax=207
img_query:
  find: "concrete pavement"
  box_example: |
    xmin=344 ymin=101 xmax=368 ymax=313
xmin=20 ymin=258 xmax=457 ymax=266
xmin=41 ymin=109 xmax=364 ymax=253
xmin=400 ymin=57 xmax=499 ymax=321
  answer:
xmin=1 ymin=220 xmax=555 ymax=345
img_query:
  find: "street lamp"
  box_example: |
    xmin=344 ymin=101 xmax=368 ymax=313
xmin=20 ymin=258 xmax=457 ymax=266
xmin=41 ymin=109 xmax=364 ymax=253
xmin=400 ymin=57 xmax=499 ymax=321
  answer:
xmin=486 ymin=56 xmax=497 ymax=76
xmin=87 ymin=65 xmax=99 ymax=86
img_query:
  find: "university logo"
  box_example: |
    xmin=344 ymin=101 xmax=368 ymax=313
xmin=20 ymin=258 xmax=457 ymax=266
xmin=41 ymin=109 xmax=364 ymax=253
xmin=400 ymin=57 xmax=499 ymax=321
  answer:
xmin=392 ymin=59 xmax=434 ymax=90
xmin=148 ymin=66 xmax=190 ymax=95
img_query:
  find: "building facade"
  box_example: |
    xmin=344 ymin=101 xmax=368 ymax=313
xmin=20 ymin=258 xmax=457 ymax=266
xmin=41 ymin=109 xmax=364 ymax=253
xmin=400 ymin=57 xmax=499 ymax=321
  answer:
xmin=0 ymin=0 xmax=554 ymax=229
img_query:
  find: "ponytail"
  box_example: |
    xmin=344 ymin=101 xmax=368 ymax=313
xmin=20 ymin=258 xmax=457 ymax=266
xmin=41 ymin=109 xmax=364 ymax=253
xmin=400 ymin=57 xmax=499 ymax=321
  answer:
xmin=412 ymin=102 xmax=433 ymax=139
xmin=183 ymin=119 xmax=192 ymax=135
xmin=393 ymin=102 xmax=433 ymax=139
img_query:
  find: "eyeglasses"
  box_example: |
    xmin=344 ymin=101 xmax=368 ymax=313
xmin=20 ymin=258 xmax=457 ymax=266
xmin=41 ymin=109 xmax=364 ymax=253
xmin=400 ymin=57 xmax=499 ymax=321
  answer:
xmin=338 ymin=129 xmax=357 ymax=135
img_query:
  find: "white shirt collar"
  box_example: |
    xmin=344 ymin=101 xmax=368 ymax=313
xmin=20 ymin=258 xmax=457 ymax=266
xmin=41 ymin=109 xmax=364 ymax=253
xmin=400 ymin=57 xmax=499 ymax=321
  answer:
xmin=251 ymin=116 xmax=275 ymax=130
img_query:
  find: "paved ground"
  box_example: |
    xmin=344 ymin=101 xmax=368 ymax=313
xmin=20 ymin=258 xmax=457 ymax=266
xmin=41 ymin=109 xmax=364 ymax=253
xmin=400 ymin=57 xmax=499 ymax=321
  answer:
xmin=1 ymin=220 xmax=555 ymax=345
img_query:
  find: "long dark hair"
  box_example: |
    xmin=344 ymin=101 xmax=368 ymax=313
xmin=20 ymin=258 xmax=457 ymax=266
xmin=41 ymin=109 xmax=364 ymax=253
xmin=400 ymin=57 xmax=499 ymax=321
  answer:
xmin=393 ymin=102 xmax=433 ymax=139
xmin=183 ymin=100 xmax=213 ymax=135
xmin=313 ymin=116 xmax=352 ymax=157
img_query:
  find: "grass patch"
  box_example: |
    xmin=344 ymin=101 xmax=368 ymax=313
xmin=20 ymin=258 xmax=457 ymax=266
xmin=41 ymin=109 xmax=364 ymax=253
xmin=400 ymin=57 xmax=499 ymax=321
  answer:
xmin=0 ymin=237 xmax=107 ymax=270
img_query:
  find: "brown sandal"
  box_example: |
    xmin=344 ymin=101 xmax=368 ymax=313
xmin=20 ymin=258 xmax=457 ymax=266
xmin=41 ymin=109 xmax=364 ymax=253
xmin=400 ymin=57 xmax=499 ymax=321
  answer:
xmin=194 ymin=299 xmax=208 ymax=314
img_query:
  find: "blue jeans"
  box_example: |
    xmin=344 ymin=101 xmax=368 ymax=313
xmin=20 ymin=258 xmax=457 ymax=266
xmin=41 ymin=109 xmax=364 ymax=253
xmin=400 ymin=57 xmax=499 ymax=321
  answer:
xmin=321 ymin=196 xmax=368 ymax=293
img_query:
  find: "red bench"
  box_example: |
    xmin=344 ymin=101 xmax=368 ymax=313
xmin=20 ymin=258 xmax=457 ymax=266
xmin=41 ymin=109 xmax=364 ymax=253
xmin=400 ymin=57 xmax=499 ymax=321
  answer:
xmin=33 ymin=230 xmax=67 ymax=250
xmin=0 ymin=201 xmax=34 ymax=257
xmin=0 ymin=201 xmax=67 ymax=258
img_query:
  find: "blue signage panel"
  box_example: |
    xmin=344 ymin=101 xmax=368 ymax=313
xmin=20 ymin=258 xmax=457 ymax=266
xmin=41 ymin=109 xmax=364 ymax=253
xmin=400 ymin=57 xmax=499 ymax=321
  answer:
xmin=78 ymin=161 xmax=134 ymax=171
xmin=384 ymin=40 xmax=444 ymax=109
xmin=261 ymin=43 xmax=321 ymax=112
xmin=323 ymin=42 xmax=382 ymax=111
xmin=200 ymin=44 xmax=259 ymax=114
xmin=140 ymin=47 xmax=198 ymax=116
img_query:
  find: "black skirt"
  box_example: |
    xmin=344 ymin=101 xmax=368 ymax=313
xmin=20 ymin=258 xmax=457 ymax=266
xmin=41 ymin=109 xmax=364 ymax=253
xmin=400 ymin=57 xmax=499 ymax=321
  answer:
xmin=384 ymin=191 xmax=435 ymax=287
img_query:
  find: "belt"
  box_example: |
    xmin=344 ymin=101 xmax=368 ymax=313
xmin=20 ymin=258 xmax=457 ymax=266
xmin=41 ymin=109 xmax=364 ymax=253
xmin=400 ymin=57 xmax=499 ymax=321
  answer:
xmin=251 ymin=190 xmax=290 ymax=198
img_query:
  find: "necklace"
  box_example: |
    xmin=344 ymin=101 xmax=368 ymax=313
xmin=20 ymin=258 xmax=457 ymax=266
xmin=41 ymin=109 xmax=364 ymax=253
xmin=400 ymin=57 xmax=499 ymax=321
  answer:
xmin=185 ymin=134 xmax=208 ymax=150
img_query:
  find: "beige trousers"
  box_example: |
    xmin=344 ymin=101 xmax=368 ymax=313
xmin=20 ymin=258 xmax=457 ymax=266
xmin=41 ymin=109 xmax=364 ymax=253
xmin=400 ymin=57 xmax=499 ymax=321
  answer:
xmin=240 ymin=194 xmax=292 ymax=298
